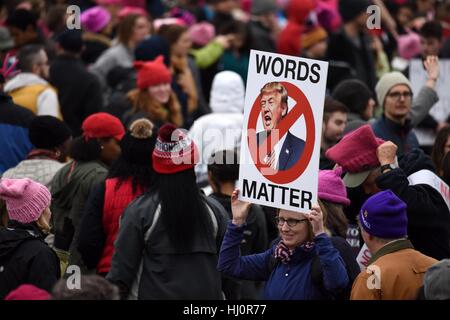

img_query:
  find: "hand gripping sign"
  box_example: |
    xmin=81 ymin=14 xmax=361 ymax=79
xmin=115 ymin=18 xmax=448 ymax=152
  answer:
xmin=238 ymin=50 xmax=328 ymax=213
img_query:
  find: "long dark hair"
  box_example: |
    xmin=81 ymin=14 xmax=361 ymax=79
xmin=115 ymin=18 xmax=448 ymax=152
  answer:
xmin=442 ymin=152 xmax=450 ymax=186
xmin=431 ymin=127 xmax=450 ymax=176
xmin=69 ymin=136 xmax=101 ymax=162
xmin=150 ymin=169 xmax=214 ymax=251
xmin=108 ymin=157 xmax=155 ymax=194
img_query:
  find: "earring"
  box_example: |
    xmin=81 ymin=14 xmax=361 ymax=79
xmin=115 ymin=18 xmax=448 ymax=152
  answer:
xmin=55 ymin=150 xmax=61 ymax=157
xmin=100 ymin=145 xmax=104 ymax=150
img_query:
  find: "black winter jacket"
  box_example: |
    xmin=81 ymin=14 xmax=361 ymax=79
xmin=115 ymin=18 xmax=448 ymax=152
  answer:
xmin=50 ymin=54 xmax=103 ymax=137
xmin=375 ymin=149 xmax=450 ymax=260
xmin=0 ymin=220 xmax=60 ymax=298
xmin=106 ymin=192 xmax=229 ymax=299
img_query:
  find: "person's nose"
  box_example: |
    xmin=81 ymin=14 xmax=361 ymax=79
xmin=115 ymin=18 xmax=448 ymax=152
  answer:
xmin=280 ymin=221 xmax=290 ymax=231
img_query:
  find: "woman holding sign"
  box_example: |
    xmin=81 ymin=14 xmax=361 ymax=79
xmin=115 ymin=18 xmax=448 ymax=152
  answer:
xmin=217 ymin=190 xmax=349 ymax=300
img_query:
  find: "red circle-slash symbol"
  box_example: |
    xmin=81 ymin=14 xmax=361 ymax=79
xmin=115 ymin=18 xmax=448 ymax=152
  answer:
xmin=247 ymin=82 xmax=315 ymax=184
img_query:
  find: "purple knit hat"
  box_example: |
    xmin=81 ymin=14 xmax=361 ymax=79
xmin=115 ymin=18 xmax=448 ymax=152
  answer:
xmin=0 ymin=178 xmax=51 ymax=224
xmin=318 ymin=167 xmax=351 ymax=206
xmin=359 ymin=190 xmax=408 ymax=239
xmin=80 ymin=6 xmax=111 ymax=33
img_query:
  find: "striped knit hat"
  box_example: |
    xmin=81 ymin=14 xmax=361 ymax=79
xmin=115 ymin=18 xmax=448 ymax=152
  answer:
xmin=152 ymin=124 xmax=198 ymax=174
xmin=0 ymin=178 xmax=51 ymax=223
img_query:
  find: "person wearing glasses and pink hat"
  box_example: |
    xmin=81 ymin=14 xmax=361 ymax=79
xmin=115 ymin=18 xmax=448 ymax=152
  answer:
xmin=217 ymin=189 xmax=349 ymax=300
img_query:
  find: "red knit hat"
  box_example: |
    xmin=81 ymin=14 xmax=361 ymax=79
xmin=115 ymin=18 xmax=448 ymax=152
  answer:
xmin=135 ymin=55 xmax=172 ymax=90
xmin=325 ymin=125 xmax=385 ymax=187
xmin=82 ymin=112 xmax=125 ymax=141
xmin=152 ymin=124 xmax=198 ymax=174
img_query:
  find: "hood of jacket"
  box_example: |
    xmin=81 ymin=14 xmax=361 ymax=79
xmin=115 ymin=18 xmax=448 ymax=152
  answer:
xmin=0 ymin=220 xmax=44 ymax=261
xmin=4 ymin=73 xmax=49 ymax=93
xmin=210 ymin=71 xmax=245 ymax=114
xmin=399 ymin=148 xmax=436 ymax=176
xmin=287 ymin=0 xmax=316 ymax=24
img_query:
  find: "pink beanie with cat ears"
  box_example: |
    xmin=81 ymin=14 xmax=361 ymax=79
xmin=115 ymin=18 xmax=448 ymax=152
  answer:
xmin=0 ymin=178 xmax=51 ymax=224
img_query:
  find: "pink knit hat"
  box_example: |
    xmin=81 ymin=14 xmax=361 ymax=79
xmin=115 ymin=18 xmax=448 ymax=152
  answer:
xmin=325 ymin=125 xmax=385 ymax=188
xmin=189 ymin=22 xmax=215 ymax=47
xmin=80 ymin=6 xmax=111 ymax=33
xmin=0 ymin=178 xmax=51 ymax=224
xmin=397 ymin=32 xmax=422 ymax=60
xmin=118 ymin=6 xmax=148 ymax=19
xmin=5 ymin=284 xmax=51 ymax=300
xmin=318 ymin=167 xmax=350 ymax=206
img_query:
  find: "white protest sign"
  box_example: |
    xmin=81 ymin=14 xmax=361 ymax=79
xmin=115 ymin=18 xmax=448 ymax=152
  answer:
xmin=237 ymin=50 xmax=328 ymax=213
xmin=410 ymin=59 xmax=450 ymax=146
xmin=408 ymin=169 xmax=450 ymax=211
xmin=356 ymin=243 xmax=372 ymax=271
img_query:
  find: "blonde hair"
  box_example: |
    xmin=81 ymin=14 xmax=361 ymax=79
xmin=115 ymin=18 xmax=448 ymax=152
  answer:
xmin=36 ymin=212 xmax=51 ymax=234
xmin=260 ymin=82 xmax=288 ymax=106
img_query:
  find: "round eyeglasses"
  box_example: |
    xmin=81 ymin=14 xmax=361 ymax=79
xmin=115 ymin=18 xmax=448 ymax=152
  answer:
xmin=275 ymin=217 xmax=309 ymax=227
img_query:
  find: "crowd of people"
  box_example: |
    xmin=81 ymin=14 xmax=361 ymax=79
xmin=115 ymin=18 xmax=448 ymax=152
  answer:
xmin=0 ymin=0 xmax=450 ymax=300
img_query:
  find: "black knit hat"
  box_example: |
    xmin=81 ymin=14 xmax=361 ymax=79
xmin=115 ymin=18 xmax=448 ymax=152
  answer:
xmin=339 ymin=0 xmax=372 ymax=23
xmin=332 ymin=79 xmax=373 ymax=118
xmin=56 ymin=29 xmax=83 ymax=53
xmin=28 ymin=116 xmax=72 ymax=149
xmin=120 ymin=118 xmax=156 ymax=165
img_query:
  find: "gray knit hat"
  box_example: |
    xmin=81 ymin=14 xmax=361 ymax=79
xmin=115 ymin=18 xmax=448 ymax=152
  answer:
xmin=424 ymin=259 xmax=450 ymax=300
xmin=375 ymin=72 xmax=412 ymax=107
xmin=251 ymin=0 xmax=277 ymax=16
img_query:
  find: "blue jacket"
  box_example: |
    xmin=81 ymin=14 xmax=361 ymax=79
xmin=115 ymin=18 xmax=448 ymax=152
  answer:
xmin=371 ymin=115 xmax=419 ymax=156
xmin=218 ymin=222 xmax=349 ymax=300
xmin=0 ymin=93 xmax=34 ymax=174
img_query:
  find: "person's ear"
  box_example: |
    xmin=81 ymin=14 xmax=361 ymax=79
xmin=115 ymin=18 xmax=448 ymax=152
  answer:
xmin=282 ymin=103 xmax=288 ymax=117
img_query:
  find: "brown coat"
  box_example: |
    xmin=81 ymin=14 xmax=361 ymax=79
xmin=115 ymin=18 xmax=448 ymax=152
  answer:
xmin=351 ymin=240 xmax=437 ymax=300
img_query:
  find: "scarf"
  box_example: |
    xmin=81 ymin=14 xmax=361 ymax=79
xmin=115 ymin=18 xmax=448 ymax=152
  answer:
xmin=274 ymin=240 xmax=316 ymax=264
xmin=26 ymin=149 xmax=60 ymax=161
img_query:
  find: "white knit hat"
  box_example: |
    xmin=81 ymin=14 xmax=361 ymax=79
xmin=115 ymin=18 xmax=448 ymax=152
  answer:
xmin=375 ymin=72 xmax=412 ymax=107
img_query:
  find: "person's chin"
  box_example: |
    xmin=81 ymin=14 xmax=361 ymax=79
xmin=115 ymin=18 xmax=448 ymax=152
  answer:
xmin=282 ymin=234 xmax=295 ymax=243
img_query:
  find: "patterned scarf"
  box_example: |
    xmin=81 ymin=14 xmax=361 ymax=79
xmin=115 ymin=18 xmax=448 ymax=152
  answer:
xmin=274 ymin=240 xmax=315 ymax=264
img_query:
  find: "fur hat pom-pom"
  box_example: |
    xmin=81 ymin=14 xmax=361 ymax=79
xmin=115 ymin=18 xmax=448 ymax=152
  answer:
xmin=129 ymin=118 xmax=154 ymax=139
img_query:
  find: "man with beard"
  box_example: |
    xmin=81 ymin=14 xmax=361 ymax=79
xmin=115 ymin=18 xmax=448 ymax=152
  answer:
xmin=4 ymin=45 xmax=61 ymax=119
xmin=320 ymin=97 xmax=348 ymax=169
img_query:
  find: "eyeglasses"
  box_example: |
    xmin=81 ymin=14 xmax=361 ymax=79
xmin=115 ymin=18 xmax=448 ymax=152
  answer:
xmin=275 ymin=217 xmax=309 ymax=227
xmin=387 ymin=91 xmax=413 ymax=101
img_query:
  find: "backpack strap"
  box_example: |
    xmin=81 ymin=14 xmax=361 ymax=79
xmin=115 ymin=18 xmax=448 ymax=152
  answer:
xmin=127 ymin=199 xmax=218 ymax=300
xmin=127 ymin=203 xmax=161 ymax=300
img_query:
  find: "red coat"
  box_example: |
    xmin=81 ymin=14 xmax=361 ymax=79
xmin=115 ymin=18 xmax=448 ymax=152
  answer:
xmin=277 ymin=0 xmax=316 ymax=56
xmin=97 ymin=178 xmax=143 ymax=274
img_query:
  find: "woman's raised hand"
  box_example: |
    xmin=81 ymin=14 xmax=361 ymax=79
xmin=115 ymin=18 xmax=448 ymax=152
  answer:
xmin=231 ymin=189 xmax=252 ymax=227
